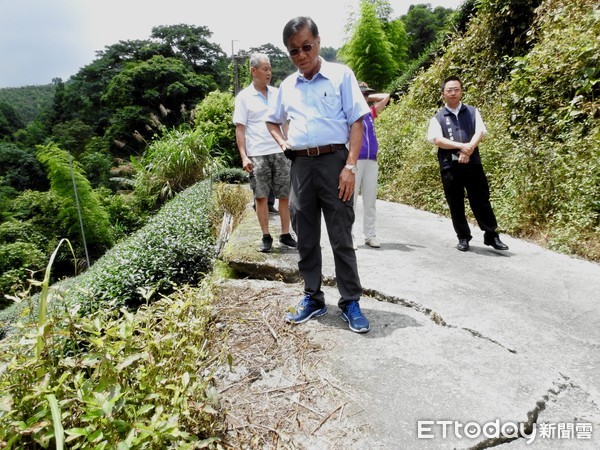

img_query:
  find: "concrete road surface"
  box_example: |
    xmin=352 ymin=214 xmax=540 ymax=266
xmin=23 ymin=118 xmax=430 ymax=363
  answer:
xmin=222 ymin=197 xmax=600 ymax=449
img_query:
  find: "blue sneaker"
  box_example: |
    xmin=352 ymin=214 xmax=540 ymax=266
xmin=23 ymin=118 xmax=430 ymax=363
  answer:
xmin=340 ymin=301 xmax=370 ymax=333
xmin=285 ymin=295 xmax=328 ymax=324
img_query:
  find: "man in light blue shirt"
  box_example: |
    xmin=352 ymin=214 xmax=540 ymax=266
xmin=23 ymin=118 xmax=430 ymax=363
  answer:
xmin=267 ymin=16 xmax=371 ymax=333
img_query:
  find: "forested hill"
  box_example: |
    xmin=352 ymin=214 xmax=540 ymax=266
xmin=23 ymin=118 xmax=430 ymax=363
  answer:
xmin=0 ymin=83 xmax=55 ymax=124
xmin=377 ymin=0 xmax=599 ymax=261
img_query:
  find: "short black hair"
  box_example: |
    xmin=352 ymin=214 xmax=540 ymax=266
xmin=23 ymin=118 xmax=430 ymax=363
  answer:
xmin=441 ymin=76 xmax=463 ymax=91
xmin=282 ymin=16 xmax=319 ymax=48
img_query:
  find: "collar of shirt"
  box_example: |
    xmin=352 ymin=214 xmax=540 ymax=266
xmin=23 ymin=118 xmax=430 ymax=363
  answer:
xmin=444 ymin=102 xmax=463 ymax=116
xmin=294 ymin=57 xmax=330 ymax=84
xmin=250 ymin=83 xmax=272 ymax=101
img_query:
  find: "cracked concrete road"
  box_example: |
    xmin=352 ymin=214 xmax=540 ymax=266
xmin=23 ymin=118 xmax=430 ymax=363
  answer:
xmin=221 ymin=197 xmax=600 ymax=449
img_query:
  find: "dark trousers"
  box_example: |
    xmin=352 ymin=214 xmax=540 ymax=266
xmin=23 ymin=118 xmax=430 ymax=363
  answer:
xmin=440 ymin=163 xmax=499 ymax=240
xmin=290 ymin=150 xmax=362 ymax=308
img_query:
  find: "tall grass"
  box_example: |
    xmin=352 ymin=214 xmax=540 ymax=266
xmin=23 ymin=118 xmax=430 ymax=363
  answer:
xmin=132 ymin=127 xmax=224 ymax=209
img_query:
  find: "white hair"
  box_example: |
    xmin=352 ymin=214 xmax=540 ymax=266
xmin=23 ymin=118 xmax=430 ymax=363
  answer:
xmin=250 ymin=53 xmax=270 ymax=69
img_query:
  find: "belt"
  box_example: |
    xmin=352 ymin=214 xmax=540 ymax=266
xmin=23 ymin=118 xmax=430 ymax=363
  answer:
xmin=294 ymin=144 xmax=346 ymax=157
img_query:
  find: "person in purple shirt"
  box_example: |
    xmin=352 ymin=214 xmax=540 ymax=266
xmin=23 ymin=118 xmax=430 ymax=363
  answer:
xmin=353 ymin=81 xmax=390 ymax=249
xmin=266 ymin=16 xmax=371 ymax=333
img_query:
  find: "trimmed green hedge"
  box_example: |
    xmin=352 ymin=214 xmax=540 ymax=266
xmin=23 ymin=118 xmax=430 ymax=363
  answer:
xmin=0 ymin=180 xmax=217 ymax=338
xmin=211 ymin=167 xmax=249 ymax=184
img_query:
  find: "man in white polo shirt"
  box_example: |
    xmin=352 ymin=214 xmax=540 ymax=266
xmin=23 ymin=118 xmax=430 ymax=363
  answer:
xmin=233 ymin=53 xmax=297 ymax=253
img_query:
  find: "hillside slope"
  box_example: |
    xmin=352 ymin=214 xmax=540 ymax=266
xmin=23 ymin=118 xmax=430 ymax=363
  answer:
xmin=377 ymin=0 xmax=599 ymax=261
xmin=0 ymin=84 xmax=55 ymax=124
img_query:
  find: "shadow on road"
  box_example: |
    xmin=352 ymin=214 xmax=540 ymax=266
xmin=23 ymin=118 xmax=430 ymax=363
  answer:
xmin=315 ymin=305 xmax=421 ymax=339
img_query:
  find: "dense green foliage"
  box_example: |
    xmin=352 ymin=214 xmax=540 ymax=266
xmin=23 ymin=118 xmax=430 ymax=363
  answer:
xmin=131 ymin=126 xmax=224 ymax=209
xmin=0 ymin=177 xmax=254 ymax=446
xmin=386 ymin=1 xmax=472 ymax=96
xmin=79 ymin=147 xmax=115 ymax=189
xmin=401 ymin=4 xmax=456 ymax=60
xmin=0 ymin=282 xmax=223 ymax=448
xmin=340 ymin=1 xmax=455 ymax=93
xmin=0 ymin=84 xmax=55 ymax=124
xmin=0 ymin=180 xmax=216 ymax=335
xmin=0 ymin=101 xmax=24 ymax=138
xmin=376 ymin=0 xmax=599 ymax=260
xmin=0 ymin=141 xmax=116 ymax=301
xmin=102 ymin=55 xmax=216 ymax=138
xmin=8 ymin=190 xmax=68 ymax=253
xmin=37 ymin=143 xmax=113 ymax=255
xmin=383 ymin=17 xmax=409 ymax=75
xmin=212 ymin=167 xmax=249 ymax=184
xmin=0 ymin=181 xmax=233 ymax=446
xmin=0 ymin=241 xmax=45 ymax=307
xmin=193 ymin=91 xmax=237 ymax=166
xmin=0 ymin=142 xmax=48 ymax=192
xmin=40 ymin=24 xmax=227 ymax=158
xmin=63 ymin=180 xmax=217 ymax=313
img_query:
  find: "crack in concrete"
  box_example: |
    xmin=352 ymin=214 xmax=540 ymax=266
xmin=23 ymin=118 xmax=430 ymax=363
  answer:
xmin=469 ymin=374 xmax=573 ymax=449
xmin=229 ymin=268 xmax=518 ymax=354
xmin=462 ymin=328 xmax=518 ymax=354
xmin=357 ymin=284 xmax=518 ymax=354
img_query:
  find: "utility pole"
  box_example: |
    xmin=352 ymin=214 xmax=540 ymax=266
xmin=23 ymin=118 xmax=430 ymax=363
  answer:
xmin=231 ymin=40 xmax=240 ymax=96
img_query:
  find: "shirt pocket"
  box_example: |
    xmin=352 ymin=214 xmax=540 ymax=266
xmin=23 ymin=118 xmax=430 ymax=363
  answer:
xmin=317 ymin=89 xmax=340 ymax=115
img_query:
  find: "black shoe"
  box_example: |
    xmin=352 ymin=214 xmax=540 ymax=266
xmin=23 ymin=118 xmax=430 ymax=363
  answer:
xmin=484 ymin=236 xmax=509 ymax=250
xmin=456 ymin=238 xmax=470 ymax=252
xmin=268 ymin=205 xmax=278 ymax=214
xmin=279 ymin=233 xmax=297 ymax=248
xmin=259 ymin=234 xmax=273 ymax=253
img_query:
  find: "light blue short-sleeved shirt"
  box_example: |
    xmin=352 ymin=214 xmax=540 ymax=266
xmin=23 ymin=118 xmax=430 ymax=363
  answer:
xmin=267 ymin=58 xmax=370 ymax=149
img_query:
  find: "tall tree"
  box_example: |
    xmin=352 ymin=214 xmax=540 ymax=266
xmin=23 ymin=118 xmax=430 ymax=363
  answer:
xmin=341 ymin=0 xmax=397 ymax=89
xmin=150 ymin=24 xmax=227 ymax=82
xmin=370 ymin=0 xmax=394 ymax=21
xmin=102 ymin=55 xmax=218 ymax=153
xmin=47 ymin=24 xmax=230 ymax=156
xmin=402 ymin=4 xmax=454 ymax=60
xmin=383 ymin=19 xmax=409 ymax=74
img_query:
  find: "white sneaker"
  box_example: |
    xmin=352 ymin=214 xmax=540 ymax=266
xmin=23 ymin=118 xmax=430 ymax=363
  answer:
xmin=352 ymin=238 xmax=358 ymax=250
xmin=365 ymin=238 xmax=380 ymax=248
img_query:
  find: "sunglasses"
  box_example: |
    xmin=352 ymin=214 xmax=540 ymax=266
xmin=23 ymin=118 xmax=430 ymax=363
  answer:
xmin=288 ymin=40 xmax=317 ymax=57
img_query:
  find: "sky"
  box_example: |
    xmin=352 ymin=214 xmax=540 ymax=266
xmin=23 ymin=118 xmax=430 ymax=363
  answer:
xmin=0 ymin=0 xmax=463 ymax=88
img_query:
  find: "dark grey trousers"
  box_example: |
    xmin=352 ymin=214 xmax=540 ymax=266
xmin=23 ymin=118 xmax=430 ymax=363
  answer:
xmin=289 ymin=149 xmax=362 ymax=308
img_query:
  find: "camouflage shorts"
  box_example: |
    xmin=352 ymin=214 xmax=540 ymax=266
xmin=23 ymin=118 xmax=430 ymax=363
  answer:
xmin=249 ymin=153 xmax=291 ymax=199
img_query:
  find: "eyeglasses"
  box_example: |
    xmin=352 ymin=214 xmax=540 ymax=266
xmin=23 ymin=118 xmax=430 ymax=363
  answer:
xmin=288 ymin=41 xmax=317 ymax=57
